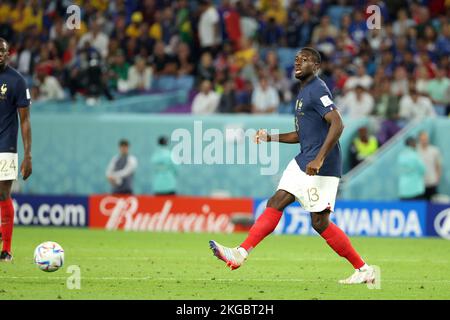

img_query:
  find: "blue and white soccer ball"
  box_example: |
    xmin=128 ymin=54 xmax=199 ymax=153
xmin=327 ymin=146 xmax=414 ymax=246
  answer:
xmin=34 ymin=241 xmax=64 ymax=272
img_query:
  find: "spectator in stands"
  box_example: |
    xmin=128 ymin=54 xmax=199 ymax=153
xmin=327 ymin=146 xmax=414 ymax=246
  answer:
xmin=259 ymin=16 xmax=285 ymax=47
xmin=191 ymin=80 xmax=220 ymax=114
xmin=16 ymin=37 xmax=34 ymax=76
xmin=198 ymin=0 xmax=221 ymax=56
xmin=109 ymin=51 xmax=130 ymax=93
xmin=391 ymin=66 xmax=409 ymax=97
xmin=397 ymin=137 xmax=426 ymax=201
xmin=426 ymin=68 xmax=450 ymax=116
xmin=175 ymin=0 xmax=193 ymax=45
xmin=126 ymin=56 xmax=153 ymax=93
xmin=339 ymin=85 xmax=374 ymax=118
xmin=235 ymin=79 xmax=253 ymax=113
xmin=436 ymin=22 xmax=450 ymax=57
xmin=344 ymin=64 xmax=373 ymax=92
xmin=251 ymin=77 xmax=279 ymax=114
xmin=348 ymin=10 xmax=368 ymax=44
xmin=150 ymin=40 xmax=177 ymax=76
xmin=217 ymin=79 xmax=238 ymax=113
xmin=399 ymin=87 xmax=436 ymax=122
xmin=415 ymin=66 xmax=430 ymax=94
xmin=106 ymin=139 xmax=138 ymax=195
xmin=196 ymin=52 xmax=215 ymax=86
xmin=175 ymin=42 xmax=194 ymax=76
xmin=264 ymin=0 xmax=287 ymax=26
xmin=312 ymin=15 xmax=338 ymax=45
xmin=234 ymin=37 xmax=256 ymax=69
xmin=151 ymin=136 xmax=177 ymax=196
xmin=79 ymin=42 xmax=114 ymax=103
xmin=238 ymin=2 xmax=259 ymax=41
xmin=372 ymin=80 xmax=402 ymax=145
xmin=33 ymin=65 xmax=65 ymax=101
xmin=417 ymin=131 xmax=442 ymax=201
xmin=296 ymin=9 xmax=316 ymax=48
xmin=126 ymin=11 xmax=144 ymax=39
xmin=78 ymin=18 xmax=109 ymax=58
xmin=349 ymin=126 xmax=379 ymax=169
xmin=393 ymin=9 xmax=416 ymax=37
xmin=220 ymin=0 xmax=242 ymax=51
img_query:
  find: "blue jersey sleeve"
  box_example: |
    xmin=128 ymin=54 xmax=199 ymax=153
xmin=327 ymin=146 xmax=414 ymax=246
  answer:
xmin=15 ymin=76 xmax=31 ymax=108
xmin=311 ymin=82 xmax=336 ymax=118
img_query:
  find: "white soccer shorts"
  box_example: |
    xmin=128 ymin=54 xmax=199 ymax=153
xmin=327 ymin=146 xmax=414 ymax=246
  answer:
xmin=0 ymin=153 xmax=19 ymax=181
xmin=277 ymin=159 xmax=340 ymax=212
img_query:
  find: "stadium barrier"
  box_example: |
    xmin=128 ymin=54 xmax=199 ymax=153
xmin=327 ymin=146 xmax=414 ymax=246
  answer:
xmin=17 ymin=114 xmax=367 ymax=197
xmin=12 ymin=194 xmax=450 ymax=239
xmin=88 ymin=195 xmax=253 ymax=233
xmin=13 ymin=194 xmax=88 ymax=227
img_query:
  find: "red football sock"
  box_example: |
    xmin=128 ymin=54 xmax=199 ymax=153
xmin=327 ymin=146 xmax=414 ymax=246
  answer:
xmin=0 ymin=198 xmax=15 ymax=253
xmin=240 ymin=207 xmax=282 ymax=252
xmin=320 ymin=222 xmax=365 ymax=269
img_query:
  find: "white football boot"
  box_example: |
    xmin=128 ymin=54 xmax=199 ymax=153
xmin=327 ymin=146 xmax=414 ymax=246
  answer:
xmin=209 ymin=240 xmax=247 ymax=270
xmin=339 ymin=265 xmax=376 ymax=284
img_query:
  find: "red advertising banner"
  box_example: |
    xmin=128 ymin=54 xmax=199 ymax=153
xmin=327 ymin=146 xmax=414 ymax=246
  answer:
xmin=89 ymin=195 xmax=253 ymax=233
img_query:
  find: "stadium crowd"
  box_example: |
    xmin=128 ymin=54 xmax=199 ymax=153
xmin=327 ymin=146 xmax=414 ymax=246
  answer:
xmin=0 ymin=0 xmax=449 ymax=155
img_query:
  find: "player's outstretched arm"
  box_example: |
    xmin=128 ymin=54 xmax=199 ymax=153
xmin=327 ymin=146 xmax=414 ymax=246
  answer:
xmin=254 ymin=129 xmax=299 ymax=144
xmin=306 ymin=110 xmax=344 ymax=175
xmin=18 ymin=107 xmax=32 ymax=180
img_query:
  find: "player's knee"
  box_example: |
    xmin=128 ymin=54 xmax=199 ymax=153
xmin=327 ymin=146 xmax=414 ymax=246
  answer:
xmin=0 ymin=192 xmax=10 ymax=201
xmin=266 ymin=196 xmax=283 ymax=211
xmin=311 ymin=214 xmax=330 ymax=234
xmin=266 ymin=196 xmax=287 ymax=211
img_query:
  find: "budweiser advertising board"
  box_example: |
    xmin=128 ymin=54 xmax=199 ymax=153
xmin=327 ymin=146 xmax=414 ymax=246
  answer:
xmin=89 ymin=195 xmax=253 ymax=233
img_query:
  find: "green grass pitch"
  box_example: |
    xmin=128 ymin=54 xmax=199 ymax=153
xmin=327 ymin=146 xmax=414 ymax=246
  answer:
xmin=1 ymin=227 xmax=449 ymax=300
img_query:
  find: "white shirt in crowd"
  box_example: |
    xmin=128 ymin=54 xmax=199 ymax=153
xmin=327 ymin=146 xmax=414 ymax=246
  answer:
xmin=17 ymin=50 xmax=32 ymax=75
xmin=78 ymin=31 xmax=110 ymax=58
xmin=37 ymin=76 xmax=65 ymax=101
xmin=399 ymin=95 xmax=436 ymax=121
xmin=198 ymin=6 xmax=221 ymax=47
xmin=125 ymin=66 xmax=153 ymax=92
xmin=251 ymin=85 xmax=280 ymax=113
xmin=191 ymin=91 xmax=220 ymax=114
xmin=344 ymin=75 xmax=373 ymax=90
xmin=417 ymin=145 xmax=442 ymax=187
xmin=338 ymin=91 xmax=374 ymax=118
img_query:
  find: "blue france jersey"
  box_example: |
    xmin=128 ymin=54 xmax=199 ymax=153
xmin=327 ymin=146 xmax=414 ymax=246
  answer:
xmin=0 ymin=66 xmax=31 ymax=153
xmin=294 ymin=76 xmax=342 ymax=177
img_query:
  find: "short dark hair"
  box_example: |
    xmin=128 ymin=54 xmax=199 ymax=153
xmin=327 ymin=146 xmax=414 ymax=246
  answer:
xmin=158 ymin=136 xmax=168 ymax=146
xmin=300 ymin=47 xmax=321 ymax=64
xmin=119 ymin=139 xmax=129 ymax=147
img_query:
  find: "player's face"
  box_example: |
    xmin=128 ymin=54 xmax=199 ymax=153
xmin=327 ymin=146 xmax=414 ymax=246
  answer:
xmin=0 ymin=41 xmax=9 ymax=68
xmin=294 ymin=52 xmax=317 ymax=80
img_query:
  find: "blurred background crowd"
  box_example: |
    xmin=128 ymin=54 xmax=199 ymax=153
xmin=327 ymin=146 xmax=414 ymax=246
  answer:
xmin=0 ymin=0 xmax=449 ymax=169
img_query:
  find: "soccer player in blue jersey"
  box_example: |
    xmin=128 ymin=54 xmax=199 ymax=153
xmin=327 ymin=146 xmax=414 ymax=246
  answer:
xmin=210 ymin=47 xmax=375 ymax=284
xmin=0 ymin=38 xmax=32 ymax=262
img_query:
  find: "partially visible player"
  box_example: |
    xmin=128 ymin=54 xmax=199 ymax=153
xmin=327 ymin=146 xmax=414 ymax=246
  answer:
xmin=210 ymin=47 xmax=375 ymax=284
xmin=0 ymin=38 xmax=32 ymax=262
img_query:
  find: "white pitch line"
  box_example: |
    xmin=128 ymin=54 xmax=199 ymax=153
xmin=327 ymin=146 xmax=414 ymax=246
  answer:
xmin=0 ymin=276 xmax=449 ymax=284
xmin=44 ymin=256 xmax=450 ymax=264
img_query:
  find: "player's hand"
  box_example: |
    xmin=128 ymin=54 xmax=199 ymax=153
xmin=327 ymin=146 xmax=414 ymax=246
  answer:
xmin=108 ymin=176 xmax=117 ymax=186
xmin=306 ymin=158 xmax=323 ymax=176
xmin=254 ymin=129 xmax=271 ymax=144
xmin=20 ymin=156 xmax=32 ymax=180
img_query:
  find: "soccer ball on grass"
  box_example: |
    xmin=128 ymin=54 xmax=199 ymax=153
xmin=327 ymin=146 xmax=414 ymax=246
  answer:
xmin=33 ymin=241 xmax=64 ymax=272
